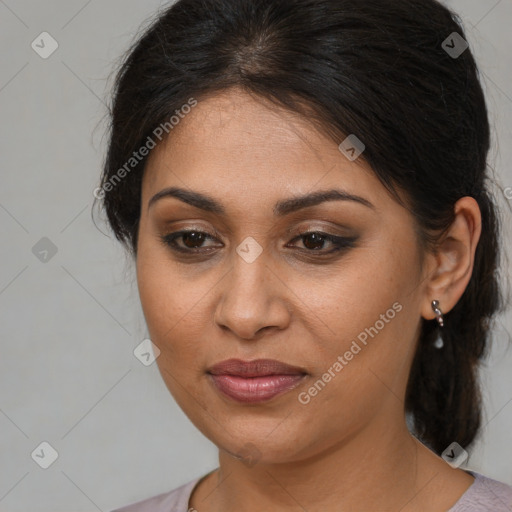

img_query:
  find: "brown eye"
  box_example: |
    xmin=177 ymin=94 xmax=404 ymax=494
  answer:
xmin=301 ymin=232 xmax=327 ymax=250
xmin=181 ymin=231 xmax=207 ymax=248
xmin=289 ymin=231 xmax=357 ymax=253
xmin=160 ymin=230 xmax=221 ymax=252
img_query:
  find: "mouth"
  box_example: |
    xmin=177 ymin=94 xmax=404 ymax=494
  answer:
xmin=206 ymin=358 xmax=308 ymax=403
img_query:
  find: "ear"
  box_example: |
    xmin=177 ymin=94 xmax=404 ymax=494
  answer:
xmin=421 ymin=196 xmax=482 ymax=321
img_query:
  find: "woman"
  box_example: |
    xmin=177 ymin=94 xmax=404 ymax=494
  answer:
xmin=97 ymin=0 xmax=512 ymax=510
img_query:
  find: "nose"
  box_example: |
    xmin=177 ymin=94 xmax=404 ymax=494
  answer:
xmin=214 ymin=253 xmax=291 ymax=341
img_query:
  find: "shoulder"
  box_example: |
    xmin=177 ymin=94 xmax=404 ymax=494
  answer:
xmin=448 ymin=471 xmax=512 ymax=511
xmin=111 ymin=476 xmax=201 ymax=512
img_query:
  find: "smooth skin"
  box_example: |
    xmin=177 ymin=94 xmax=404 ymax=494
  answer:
xmin=136 ymin=86 xmax=480 ymax=512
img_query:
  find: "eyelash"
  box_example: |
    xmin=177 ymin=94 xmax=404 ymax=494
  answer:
xmin=159 ymin=229 xmax=357 ymax=256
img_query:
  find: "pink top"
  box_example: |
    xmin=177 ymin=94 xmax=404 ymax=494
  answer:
xmin=112 ymin=470 xmax=512 ymax=511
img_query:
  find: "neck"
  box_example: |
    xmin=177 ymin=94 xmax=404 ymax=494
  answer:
xmin=201 ymin=414 xmax=437 ymax=512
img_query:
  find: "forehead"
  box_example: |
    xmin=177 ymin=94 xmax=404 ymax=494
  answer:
xmin=142 ymin=88 xmax=390 ymax=212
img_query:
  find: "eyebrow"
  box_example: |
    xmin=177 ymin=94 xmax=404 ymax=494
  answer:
xmin=147 ymin=186 xmax=375 ymax=216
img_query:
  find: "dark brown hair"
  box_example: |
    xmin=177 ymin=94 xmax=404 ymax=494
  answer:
xmin=94 ymin=0 xmax=510 ymax=455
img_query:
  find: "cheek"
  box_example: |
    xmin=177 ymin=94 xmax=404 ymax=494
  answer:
xmin=297 ymin=249 xmax=407 ymax=341
xmin=136 ymin=254 xmax=219 ymax=376
xmin=295 ymin=250 xmax=419 ymax=399
xmin=136 ymin=258 xmax=212 ymax=413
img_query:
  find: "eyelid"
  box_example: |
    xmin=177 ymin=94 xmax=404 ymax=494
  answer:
xmin=160 ymin=228 xmax=221 ymax=250
xmin=288 ymin=230 xmax=357 ymax=250
xmin=162 ymin=224 xmax=222 ymax=240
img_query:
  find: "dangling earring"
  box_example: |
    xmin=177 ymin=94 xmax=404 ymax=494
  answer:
xmin=431 ymin=300 xmax=444 ymax=327
xmin=433 ymin=335 xmax=444 ymax=349
xmin=431 ymin=299 xmax=444 ymax=349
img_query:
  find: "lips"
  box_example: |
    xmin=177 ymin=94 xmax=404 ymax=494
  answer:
xmin=207 ymin=358 xmax=308 ymax=403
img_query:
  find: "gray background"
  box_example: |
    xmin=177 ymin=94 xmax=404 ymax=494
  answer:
xmin=0 ymin=0 xmax=511 ymax=510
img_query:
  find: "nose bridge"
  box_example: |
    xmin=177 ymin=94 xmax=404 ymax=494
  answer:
xmin=232 ymin=249 xmax=268 ymax=298
xmin=226 ymin=249 xmax=271 ymax=314
xmin=214 ymin=246 xmax=288 ymax=339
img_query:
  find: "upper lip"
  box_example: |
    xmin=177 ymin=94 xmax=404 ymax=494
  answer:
xmin=207 ymin=358 xmax=308 ymax=377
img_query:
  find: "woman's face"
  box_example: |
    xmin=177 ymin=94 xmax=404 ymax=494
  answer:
xmin=136 ymin=88 xmax=432 ymax=464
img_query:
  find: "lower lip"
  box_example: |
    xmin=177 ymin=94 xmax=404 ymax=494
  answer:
xmin=208 ymin=374 xmax=306 ymax=403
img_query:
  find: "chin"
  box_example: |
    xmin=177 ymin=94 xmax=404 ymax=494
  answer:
xmin=204 ymin=418 xmax=316 ymax=464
